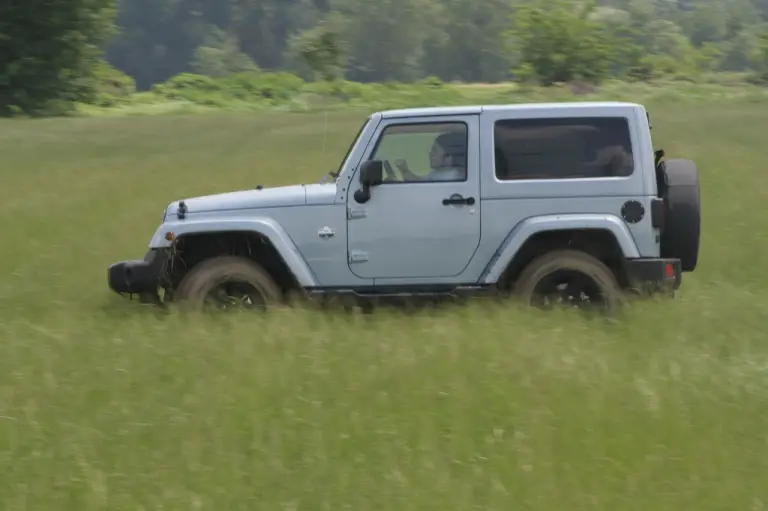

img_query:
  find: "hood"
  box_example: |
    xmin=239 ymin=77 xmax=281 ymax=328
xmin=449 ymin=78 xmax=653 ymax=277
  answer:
xmin=165 ymin=183 xmax=337 ymax=216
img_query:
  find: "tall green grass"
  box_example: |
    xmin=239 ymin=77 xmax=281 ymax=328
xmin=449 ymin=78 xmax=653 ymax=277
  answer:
xmin=1 ymin=93 xmax=767 ymax=509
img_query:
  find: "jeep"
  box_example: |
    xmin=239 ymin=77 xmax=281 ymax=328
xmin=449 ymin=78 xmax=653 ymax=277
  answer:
xmin=107 ymin=101 xmax=701 ymax=312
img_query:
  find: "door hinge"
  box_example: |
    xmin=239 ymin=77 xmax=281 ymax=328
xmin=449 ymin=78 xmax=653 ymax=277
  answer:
xmin=348 ymin=251 xmax=369 ymax=263
xmin=348 ymin=207 xmax=367 ymax=219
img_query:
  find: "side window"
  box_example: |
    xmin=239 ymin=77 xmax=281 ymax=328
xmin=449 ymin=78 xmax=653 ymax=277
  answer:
xmin=369 ymin=122 xmax=468 ymax=183
xmin=493 ymin=117 xmax=635 ymax=180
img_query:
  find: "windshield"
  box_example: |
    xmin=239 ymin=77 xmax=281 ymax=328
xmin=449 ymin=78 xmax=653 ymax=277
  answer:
xmin=333 ymin=116 xmax=371 ymax=177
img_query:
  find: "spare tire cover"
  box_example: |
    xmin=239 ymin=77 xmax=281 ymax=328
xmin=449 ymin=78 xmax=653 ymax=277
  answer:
xmin=660 ymin=159 xmax=701 ymax=272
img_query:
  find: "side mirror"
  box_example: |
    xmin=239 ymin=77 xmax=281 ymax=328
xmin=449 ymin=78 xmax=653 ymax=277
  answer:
xmin=353 ymin=160 xmax=383 ymax=203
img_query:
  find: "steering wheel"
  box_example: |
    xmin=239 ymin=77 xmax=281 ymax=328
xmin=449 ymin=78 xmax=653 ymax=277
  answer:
xmin=383 ymin=160 xmax=398 ymax=181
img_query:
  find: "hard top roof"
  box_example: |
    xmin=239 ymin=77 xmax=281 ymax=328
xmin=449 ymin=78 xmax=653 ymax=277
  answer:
xmin=378 ymin=101 xmax=643 ymax=119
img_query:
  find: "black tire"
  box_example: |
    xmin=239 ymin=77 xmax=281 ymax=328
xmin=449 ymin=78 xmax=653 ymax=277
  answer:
xmin=513 ymin=249 xmax=623 ymax=312
xmin=660 ymin=159 xmax=701 ymax=272
xmin=174 ymin=256 xmax=282 ymax=311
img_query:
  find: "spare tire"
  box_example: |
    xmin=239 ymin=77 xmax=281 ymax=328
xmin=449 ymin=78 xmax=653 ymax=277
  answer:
xmin=660 ymin=159 xmax=701 ymax=272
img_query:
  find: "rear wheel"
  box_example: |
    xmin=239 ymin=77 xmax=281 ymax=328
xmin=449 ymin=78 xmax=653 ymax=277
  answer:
xmin=513 ymin=249 xmax=623 ymax=313
xmin=174 ymin=256 xmax=282 ymax=312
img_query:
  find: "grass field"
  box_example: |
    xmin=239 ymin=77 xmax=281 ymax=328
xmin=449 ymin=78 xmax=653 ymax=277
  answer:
xmin=2 ymin=93 xmax=768 ymax=509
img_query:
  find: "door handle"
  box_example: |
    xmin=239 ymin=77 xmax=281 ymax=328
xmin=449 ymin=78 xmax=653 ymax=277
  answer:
xmin=318 ymin=226 xmax=335 ymax=239
xmin=442 ymin=194 xmax=475 ymax=206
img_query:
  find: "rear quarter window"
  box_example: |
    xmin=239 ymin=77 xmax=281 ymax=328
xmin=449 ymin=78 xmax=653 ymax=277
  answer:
xmin=493 ymin=117 xmax=635 ymax=180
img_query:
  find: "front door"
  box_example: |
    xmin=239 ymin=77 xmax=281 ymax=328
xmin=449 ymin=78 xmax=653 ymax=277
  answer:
xmin=346 ymin=115 xmax=481 ymax=282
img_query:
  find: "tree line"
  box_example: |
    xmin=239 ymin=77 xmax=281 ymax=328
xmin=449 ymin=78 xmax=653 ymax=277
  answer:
xmin=3 ymin=0 xmax=768 ymax=116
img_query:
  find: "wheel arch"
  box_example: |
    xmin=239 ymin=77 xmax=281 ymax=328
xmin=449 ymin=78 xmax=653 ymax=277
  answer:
xmin=480 ymin=214 xmax=640 ymax=287
xmin=150 ymin=218 xmax=318 ymax=291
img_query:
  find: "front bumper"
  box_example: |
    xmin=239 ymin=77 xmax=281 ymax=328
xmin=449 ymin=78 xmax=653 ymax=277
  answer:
xmin=107 ymin=248 xmax=170 ymax=296
xmin=623 ymin=257 xmax=682 ymax=291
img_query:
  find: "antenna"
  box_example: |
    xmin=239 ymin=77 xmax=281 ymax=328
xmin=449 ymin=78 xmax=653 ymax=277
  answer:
xmin=322 ymin=100 xmax=328 ymax=157
xmin=318 ymin=88 xmax=335 ymax=184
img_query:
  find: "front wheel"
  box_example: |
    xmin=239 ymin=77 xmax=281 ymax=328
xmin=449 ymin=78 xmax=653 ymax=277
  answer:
xmin=174 ymin=256 xmax=282 ymax=312
xmin=512 ymin=250 xmax=623 ymax=313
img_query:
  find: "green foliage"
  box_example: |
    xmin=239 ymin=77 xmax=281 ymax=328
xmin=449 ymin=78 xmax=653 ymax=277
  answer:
xmin=0 ymin=0 xmax=117 ymax=117
xmin=191 ymin=28 xmax=259 ymax=78
xmin=66 ymin=73 xmax=767 ymax=117
xmin=287 ymin=14 xmax=346 ymax=82
xmin=9 ymin=0 xmax=768 ymax=119
xmin=506 ymin=0 xmax=613 ymax=85
xmin=157 ymin=73 xmax=222 ymax=93
xmin=90 ymin=59 xmax=136 ymax=106
xmin=151 ymin=71 xmax=306 ymax=106
xmin=694 ymin=43 xmax=727 ymax=73
xmin=750 ymin=31 xmax=768 ymax=81
xmin=419 ymin=75 xmax=444 ymax=88
xmin=222 ymin=72 xmax=305 ymax=101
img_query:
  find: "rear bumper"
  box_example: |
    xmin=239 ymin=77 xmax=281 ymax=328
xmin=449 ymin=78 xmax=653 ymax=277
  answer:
xmin=107 ymin=248 xmax=169 ymax=296
xmin=623 ymin=257 xmax=682 ymax=291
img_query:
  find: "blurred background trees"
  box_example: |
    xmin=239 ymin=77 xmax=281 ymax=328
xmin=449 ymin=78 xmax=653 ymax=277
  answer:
xmin=4 ymin=0 xmax=768 ymax=115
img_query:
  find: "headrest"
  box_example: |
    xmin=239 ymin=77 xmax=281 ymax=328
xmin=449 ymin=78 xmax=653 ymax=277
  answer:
xmin=434 ymin=131 xmax=466 ymax=155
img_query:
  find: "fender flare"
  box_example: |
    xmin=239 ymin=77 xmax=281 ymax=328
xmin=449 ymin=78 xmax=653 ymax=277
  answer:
xmin=479 ymin=214 xmax=640 ymax=284
xmin=148 ymin=217 xmax=318 ymax=287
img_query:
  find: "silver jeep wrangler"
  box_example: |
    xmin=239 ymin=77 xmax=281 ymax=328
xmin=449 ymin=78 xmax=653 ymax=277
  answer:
xmin=107 ymin=101 xmax=701 ymax=312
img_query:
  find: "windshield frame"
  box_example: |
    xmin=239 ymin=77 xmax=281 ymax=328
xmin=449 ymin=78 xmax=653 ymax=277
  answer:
xmin=332 ymin=116 xmax=372 ymax=179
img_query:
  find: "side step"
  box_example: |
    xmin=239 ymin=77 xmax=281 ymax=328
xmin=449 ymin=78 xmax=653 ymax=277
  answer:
xmin=306 ymin=284 xmax=494 ymax=300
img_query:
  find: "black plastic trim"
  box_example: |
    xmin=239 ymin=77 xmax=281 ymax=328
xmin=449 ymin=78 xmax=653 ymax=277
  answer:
xmin=623 ymin=257 xmax=681 ymax=289
xmin=650 ymin=198 xmax=664 ymax=229
xmin=107 ymin=249 xmax=169 ymax=295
